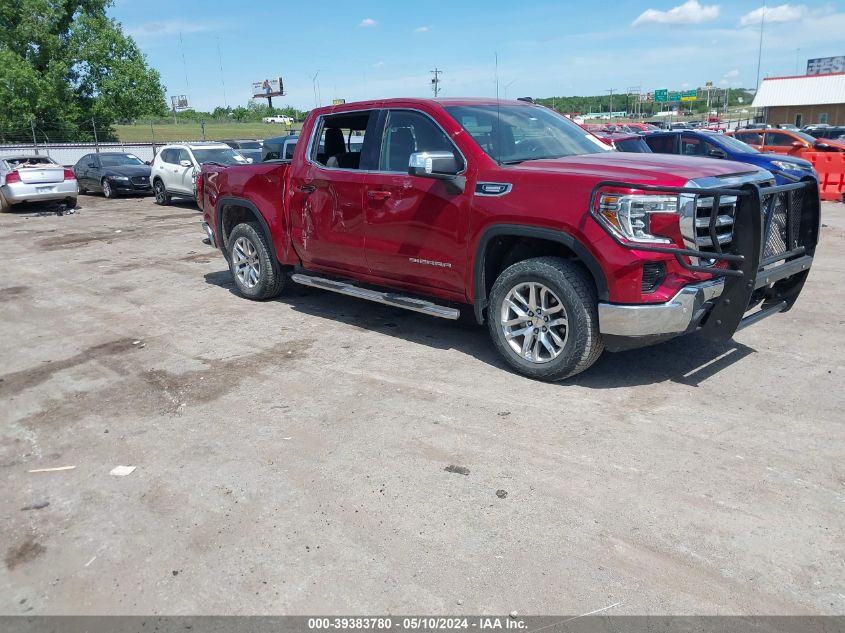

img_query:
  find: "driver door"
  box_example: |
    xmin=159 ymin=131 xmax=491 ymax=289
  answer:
xmin=360 ymin=109 xmax=471 ymax=294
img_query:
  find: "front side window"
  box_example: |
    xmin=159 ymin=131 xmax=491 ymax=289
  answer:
xmin=765 ymin=132 xmax=805 ymax=147
xmin=379 ymin=110 xmax=462 ymax=172
xmin=446 ymin=104 xmax=610 ymax=164
xmin=734 ymin=131 xmax=763 ymax=145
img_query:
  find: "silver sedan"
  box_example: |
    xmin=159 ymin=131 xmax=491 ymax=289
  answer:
xmin=0 ymin=155 xmax=78 ymax=212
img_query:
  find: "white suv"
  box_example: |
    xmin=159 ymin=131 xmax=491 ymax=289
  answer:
xmin=151 ymin=142 xmax=250 ymax=205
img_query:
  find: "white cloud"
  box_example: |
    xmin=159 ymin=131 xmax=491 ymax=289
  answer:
xmin=719 ymin=78 xmax=729 ymax=85
xmin=739 ymin=4 xmax=807 ymax=27
xmin=127 ymin=19 xmax=217 ymax=41
xmin=632 ymin=0 xmax=720 ymax=26
xmin=723 ymin=68 xmax=739 ymax=77
xmin=359 ymin=18 xmax=377 ymax=28
xmin=373 ymin=61 xmax=385 ymax=68
xmin=414 ymin=26 xmax=429 ymax=32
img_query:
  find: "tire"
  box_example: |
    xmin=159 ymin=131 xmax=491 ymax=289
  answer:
xmin=487 ymin=256 xmax=603 ymax=381
xmin=102 ymin=178 xmax=116 ymax=199
xmin=153 ymin=179 xmax=171 ymax=206
xmin=0 ymin=191 xmax=10 ymax=213
xmin=227 ymin=222 xmax=285 ymax=300
xmin=65 ymin=197 xmax=77 ymax=209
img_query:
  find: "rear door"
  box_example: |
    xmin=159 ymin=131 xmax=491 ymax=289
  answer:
xmin=360 ymin=108 xmax=472 ymax=294
xmin=287 ymin=110 xmax=379 ymax=275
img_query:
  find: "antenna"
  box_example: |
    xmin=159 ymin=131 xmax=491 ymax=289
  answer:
xmin=312 ymin=70 xmax=321 ymax=108
xmin=179 ymin=31 xmax=190 ymax=96
xmin=216 ymin=37 xmax=228 ymax=108
xmin=430 ymin=68 xmax=442 ymax=97
xmin=494 ymin=52 xmax=502 ymax=165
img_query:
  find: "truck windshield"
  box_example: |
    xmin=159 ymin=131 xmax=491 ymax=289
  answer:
xmin=192 ymin=148 xmax=249 ymax=165
xmin=445 ymin=104 xmax=611 ymax=164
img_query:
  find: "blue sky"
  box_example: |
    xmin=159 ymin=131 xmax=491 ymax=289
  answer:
xmin=110 ymin=0 xmax=845 ymax=111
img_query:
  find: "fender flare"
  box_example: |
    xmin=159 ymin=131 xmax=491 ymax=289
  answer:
xmin=472 ymin=224 xmax=609 ymax=324
xmin=215 ymin=196 xmax=279 ymax=263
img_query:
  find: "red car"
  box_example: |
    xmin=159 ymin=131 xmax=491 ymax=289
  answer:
xmin=198 ymin=98 xmax=819 ymax=381
xmin=729 ymin=128 xmax=845 ymax=156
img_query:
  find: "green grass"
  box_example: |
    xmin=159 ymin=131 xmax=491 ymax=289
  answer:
xmin=115 ymin=121 xmax=303 ymax=143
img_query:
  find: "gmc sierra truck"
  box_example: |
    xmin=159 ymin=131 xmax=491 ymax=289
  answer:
xmin=198 ymin=98 xmax=820 ymax=381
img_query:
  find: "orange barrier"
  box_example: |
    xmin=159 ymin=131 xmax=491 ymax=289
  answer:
xmin=804 ymin=152 xmax=845 ymax=202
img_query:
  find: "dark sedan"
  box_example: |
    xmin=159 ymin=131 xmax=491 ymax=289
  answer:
xmin=73 ymin=152 xmax=152 ymax=198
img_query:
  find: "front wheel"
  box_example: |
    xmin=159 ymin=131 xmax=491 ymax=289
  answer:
xmin=153 ymin=179 xmax=171 ymax=206
xmin=487 ymin=256 xmax=603 ymax=381
xmin=227 ymin=222 xmax=286 ymax=300
xmin=102 ymin=178 xmax=116 ymax=199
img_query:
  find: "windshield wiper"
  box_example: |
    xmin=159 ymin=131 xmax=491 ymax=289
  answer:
xmin=500 ymin=155 xmax=566 ymax=165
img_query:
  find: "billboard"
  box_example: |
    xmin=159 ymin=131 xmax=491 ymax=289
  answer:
xmin=252 ymin=78 xmax=285 ymax=98
xmin=807 ymin=56 xmax=845 ymax=75
xmin=170 ymin=95 xmax=189 ymax=111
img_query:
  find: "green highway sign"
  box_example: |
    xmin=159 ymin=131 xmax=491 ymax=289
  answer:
xmin=669 ymin=91 xmax=680 ymax=102
xmin=654 ymin=89 xmax=668 ymax=102
xmin=680 ymin=90 xmax=697 ymax=101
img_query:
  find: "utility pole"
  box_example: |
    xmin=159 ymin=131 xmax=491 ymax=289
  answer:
xmin=30 ymin=117 xmax=38 ymax=154
xmin=430 ymin=68 xmax=442 ymax=97
xmin=755 ymin=10 xmax=765 ymax=92
xmin=312 ymin=71 xmax=320 ymax=108
xmin=605 ymin=88 xmax=616 ymax=121
xmin=91 ymin=118 xmax=99 ymax=153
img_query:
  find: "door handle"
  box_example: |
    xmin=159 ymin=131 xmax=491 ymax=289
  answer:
xmin=298 ymin=184 xmax=316 ymax=193
xmin=367 ymin=190 xmax=392 ymax=201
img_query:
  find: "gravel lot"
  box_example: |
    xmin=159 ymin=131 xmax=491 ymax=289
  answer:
xmin=1 ymin=193 xmax=843 ymax=615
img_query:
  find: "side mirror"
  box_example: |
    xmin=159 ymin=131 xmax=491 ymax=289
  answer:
xmin=708 ymin=148 xmax=727 ymax=159
xmin=408 ymin=151 xmax=460 ymax=180
xmin=180 ymin=159 xmax=193 ymax=168
xmin=815 ymin=142 xmax=830 ymax=150
xmin=791 ymin=141 xmax=804 ymax=148
xmin=144 ymin=161 xmax=151 ymax=166
xmin=246 ymin=157 xmax=254 ymax=163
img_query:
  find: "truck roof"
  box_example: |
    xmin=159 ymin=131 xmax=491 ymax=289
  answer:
xmin=311 ymin=97 xmax=538 ymax=116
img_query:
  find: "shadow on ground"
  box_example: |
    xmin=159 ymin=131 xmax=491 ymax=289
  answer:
xmin=204 ymin=269 xmax=755 ymax=388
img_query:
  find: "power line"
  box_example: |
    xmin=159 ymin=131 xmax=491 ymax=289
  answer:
xmin=430 ymin=68 xmax=442 ymax=97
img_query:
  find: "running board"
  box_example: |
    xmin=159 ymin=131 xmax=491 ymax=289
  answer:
xmin=290 ymin=274 xmax=460 ymax=320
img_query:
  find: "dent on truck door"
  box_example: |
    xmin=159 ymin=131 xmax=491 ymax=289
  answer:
xmin=287 ymin=110 xmax=379 ymax=275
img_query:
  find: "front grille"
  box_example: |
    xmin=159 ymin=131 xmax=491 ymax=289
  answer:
xmin=131 ymin=176 xmax=150 ymax=186
xmin=693 ymin=195 xmax=737 ymax=261
xmin=641 ymin=262 xmax=666 ymax=294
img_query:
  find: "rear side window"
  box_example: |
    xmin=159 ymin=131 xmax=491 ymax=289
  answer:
xmin=284 ymin=141 xmax=297 ymax=159
xmin=644 ymin=135 xmax=678 ymax=154
xmin=378 ymin=110 xmax=462 ymax=172
xmin=735 ymin=132 xmax=763 ymax=145
xmin=310 ymin=111 xmax=375 ymax=169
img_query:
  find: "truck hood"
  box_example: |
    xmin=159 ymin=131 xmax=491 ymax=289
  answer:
xmin=508 ymin=152 xmax=762 ymax=185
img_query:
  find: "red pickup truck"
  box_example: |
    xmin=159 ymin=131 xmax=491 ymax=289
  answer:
xmin=198 ymin=98 xmax=819 ymax=381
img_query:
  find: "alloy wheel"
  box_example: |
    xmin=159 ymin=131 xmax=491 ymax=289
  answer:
xmin=232 ymin=236 xmax=261 ymax=288
xmin=500 ymin=281 xmax=569 ymax=364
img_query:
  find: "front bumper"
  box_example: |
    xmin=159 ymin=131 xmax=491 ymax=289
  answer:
xmin=599 ymin=278 xmax=725 ymax=337
xmin=2 ymin=180 xmax=78 ymax=203
xmin=109 ymin=177 xmax=152 ymax=193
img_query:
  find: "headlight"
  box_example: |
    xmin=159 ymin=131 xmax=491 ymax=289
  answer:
xmin=771 ymin=160 xmax=806 ymax=172
xmin=596 ymin=193 xmax=679 ymax=244
xmin=109 ymin=175 xmax=130 ymax=181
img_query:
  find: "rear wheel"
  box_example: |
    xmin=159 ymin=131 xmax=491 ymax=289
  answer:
xmin=487 ymin=256 xmax=603 ymax=381
xmin=0 ymin=192 xmax=11 ymax=213
xmin=227 ymin=222 xmax=285 ymax=300
xmin=65 ymin=197 xmax=77 ymax=209
xmin=153 ymin=179 xmax=170 ymax=206
xmin=102 ymin=178 xmax=116 ymax=199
